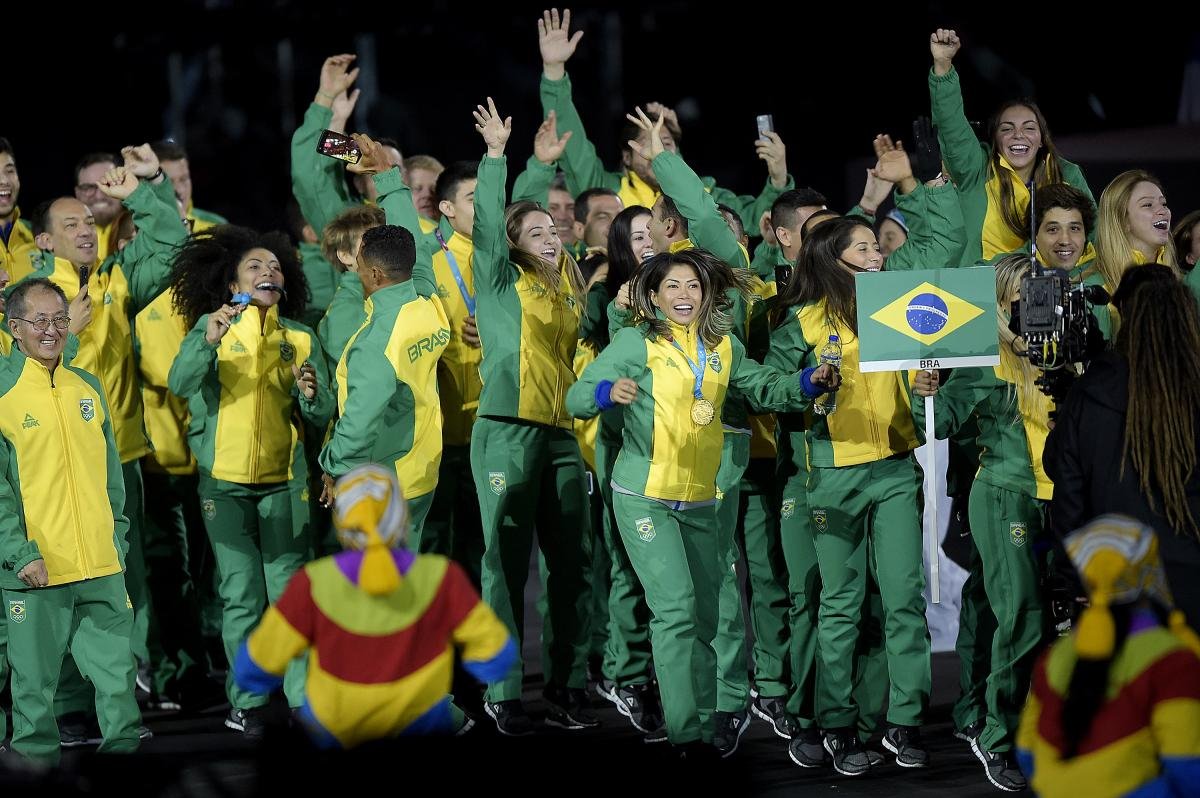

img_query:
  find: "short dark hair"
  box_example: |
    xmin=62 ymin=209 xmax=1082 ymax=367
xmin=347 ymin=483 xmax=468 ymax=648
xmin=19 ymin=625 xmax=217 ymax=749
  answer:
xmin=1175 ymin=209 xmax=1200 ymax=272
xmin=717 ymin=203 xmax=745 ymax=240
xmin=284 ymin=197 xmax=310 ymax=243
xmin=74 ymin=152 xmax=118 ymax=185
xmin=359 ymin=224 xmax=415 ymax=279
xmin=376 ymin=137 xmax=403 ymax=158
xmin=31 ymin=200 xmax=56 ymax=237
xmin=550 ymin=172 xmax=569 ymax=193
xmin=657 ymin=194 xmax=688 ymax=236
xmin=0 ymin=137 xmax=14 ymax=158
xmin=771 ymin=188 xmax=829 ymax=231
xmin=151 ymin=139 xmax=188 ymax=162
xmin=1029 ymin=183 xmax=1096 ymax=238
xmin=7 ymin=278 xmax=68 ymax=322
xmin=435 ymin=161 xmax=479 ymax=206
xmin=574 ymin=187 xmax=620 ymax=224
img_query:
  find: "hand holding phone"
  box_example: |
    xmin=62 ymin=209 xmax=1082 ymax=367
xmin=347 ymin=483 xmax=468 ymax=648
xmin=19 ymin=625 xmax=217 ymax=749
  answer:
xmin=756 ymin=114 xmax=774 ymax=142
xmin=316 ymin=129 xmax=362 ymax=164
xmin=78 ymin=265 xmax=90 ymax=295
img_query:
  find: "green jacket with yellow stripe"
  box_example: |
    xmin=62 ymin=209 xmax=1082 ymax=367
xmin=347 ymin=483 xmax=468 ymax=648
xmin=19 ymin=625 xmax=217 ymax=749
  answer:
xmin=913 ymin=362 xmax=1053 ymax=501
xmin=317 ymin=269 xmax=365 ymax=376
xmin=567 ymin=318 xmax=807 ymax=503
xmin=540 ymin=71 xmax=793 ymax=233
xmin=929 ymin=66 xmax=1094 ymax=265
xmin=767 ymin=300 xmax=918 ymax=469
xmin=168 ymin=305 xmax=333 ymax=485
xmin=17 ymin=178 xmax=186 ymax=463
xmin=319 ymin=280 xmax=450 ymax=499
xmin=0 ymin=344 xmax=128 ymax=589
xmin=472 ymin=155 xmax=582 ymax=430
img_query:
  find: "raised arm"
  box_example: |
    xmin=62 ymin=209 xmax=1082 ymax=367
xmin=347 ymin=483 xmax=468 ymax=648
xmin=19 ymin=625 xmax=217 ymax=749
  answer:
xmin=291 ymin=54 xmax=360 ymax=235
xmin=511 ymin=111 xmax=573 ymax=205
xmin=471 ymin=98 xmax=514 ymax=297
xmin=928 ymin=29 xmax=987 ymax=190
xmin=97 ymin=166 xmax=188 ymax=308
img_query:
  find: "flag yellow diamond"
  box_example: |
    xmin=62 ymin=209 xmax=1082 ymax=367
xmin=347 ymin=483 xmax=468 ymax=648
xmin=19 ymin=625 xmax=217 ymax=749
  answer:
xmin=869 ymin=281 xmax=986 ymax=345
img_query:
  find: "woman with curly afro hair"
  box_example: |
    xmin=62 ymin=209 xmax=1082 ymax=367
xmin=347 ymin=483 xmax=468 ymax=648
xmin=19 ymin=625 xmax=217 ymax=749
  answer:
xmin=167 ymin=224 xmax=333 ymax=736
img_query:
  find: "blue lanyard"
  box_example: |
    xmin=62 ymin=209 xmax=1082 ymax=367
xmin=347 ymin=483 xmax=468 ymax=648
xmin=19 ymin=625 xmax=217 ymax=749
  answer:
xmin=669 ymin=335 xmax=707 ymax=400
xmin=435 ymin=230 xmax=475 ymax=316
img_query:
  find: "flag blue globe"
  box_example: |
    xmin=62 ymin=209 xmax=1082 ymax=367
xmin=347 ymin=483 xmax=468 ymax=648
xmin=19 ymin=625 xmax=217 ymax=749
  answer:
xmin=906 ymin=293 xmax=949 ymax=334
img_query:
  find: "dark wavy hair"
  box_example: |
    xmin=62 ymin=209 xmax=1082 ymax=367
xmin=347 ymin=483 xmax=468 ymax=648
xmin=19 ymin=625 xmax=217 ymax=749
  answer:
xmin=605 ymin=205 xmax=652 ymax=298
xmin=774 ymin=216 xmax=872 ymax=334
xmin=628 ymin=249 xmax=754 ymax=349
xmin=170 ymin=224 xmax=309 ymax=329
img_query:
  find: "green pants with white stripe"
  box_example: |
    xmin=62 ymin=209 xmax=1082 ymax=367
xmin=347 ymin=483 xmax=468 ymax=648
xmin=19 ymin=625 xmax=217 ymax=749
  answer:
xmin=613 ymin=492 xmax=720 ymax=745
xmin=471 ymin=416 xmax=592 ymax=702
xmin=968 ymin=481 xmax=1045 ymax=754
xmin=809 ymin=455 xmax=930 ymax=730
xmin=715 ymin=433 xmax=751 ymax=712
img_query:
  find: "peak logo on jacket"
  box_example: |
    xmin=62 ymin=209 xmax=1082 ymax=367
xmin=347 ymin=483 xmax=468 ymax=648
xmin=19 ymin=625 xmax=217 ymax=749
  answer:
xmin=408 ymin=328 xmax=451 ymax=363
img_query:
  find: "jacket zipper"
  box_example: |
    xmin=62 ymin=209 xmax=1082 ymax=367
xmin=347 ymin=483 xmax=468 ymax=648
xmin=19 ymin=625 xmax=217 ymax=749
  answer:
xmin=50 ymin=374 xmax=91 ymax=578
xmin=549 ymin=291 xmax=566 ymax=426
xmin=250 ymin=332 xmax=265 ymax=483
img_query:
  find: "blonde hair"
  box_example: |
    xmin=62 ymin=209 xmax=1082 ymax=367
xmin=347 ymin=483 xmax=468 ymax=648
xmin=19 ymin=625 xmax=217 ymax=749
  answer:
xmin=504 ymin=201 xmax=586 ymax=305
xmin=321 ymin=205 xmax=386 ymax=270
xmin=995 ymin=254 xmax=1048 ymax=415
xmin=1095 ymin=170 xmax=1178 ymax=290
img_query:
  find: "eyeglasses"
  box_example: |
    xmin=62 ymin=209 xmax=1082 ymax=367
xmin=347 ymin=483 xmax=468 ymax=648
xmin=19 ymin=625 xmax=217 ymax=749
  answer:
xmin=11 ymin=315 xmax=70 ymax=332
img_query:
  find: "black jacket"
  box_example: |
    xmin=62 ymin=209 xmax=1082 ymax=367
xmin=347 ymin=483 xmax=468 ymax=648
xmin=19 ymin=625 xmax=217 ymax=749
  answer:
xmin=1045 ymin=351 xmax=1200 ymax=626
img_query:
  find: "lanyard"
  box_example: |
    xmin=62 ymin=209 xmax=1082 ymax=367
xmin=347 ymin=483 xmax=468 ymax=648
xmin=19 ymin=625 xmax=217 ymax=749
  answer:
xmin=435 ymin=230 xmax=475 ymax=316
xmin=669 ymin=334 xmax=707 ymax=400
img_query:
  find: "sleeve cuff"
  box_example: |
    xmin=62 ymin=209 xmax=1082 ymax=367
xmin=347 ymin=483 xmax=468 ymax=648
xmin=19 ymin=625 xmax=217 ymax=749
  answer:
xmin=928 ymin=66 xmax=959 ymax=85
xmin=372 ymin=167 xmax=405 ymax=196
xmin=800 ymin=367 xmax=823 ymax=398
xmin=595 ymin=380 xmax=615 ymax=411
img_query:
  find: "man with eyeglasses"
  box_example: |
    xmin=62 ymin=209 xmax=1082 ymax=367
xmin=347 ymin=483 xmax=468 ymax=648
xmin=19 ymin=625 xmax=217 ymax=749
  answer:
xmin=0 ymin=278 xmax=143 ymax=764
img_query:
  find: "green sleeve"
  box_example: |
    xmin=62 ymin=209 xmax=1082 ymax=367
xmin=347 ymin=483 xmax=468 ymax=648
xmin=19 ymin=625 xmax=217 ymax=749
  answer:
xmin=0 ymin=440 xmax=41 ymax=581
xmin=566 ymin=326 xmax=647 ymax=420
xmin=750 ymin=240 xmax=782 ymax=282
xmin=652 ymin=151 xmax=748 ymax=269
xmin=606 ymin=298 xmax=631 ymax=340
xmin=316 ymin=334 xmax=392 ymax=478
xmin=98 ymin=380 xmax=131 ymax=560
xmin=539 ymin=72 xmax=622 ymax=196
xmin=374 ymin=168 xmax=438 ymax=298
xmin=765 ymin=308 xmax=815 ymax=374
xmin=122 ymin=182 xmax=189 ymax=309
xmin=709 ymin=174 xmax=794 ymax=234
xmin=728 ymin=335 xmax=807 ymax=413
xmin=296 ymin=329 xmax=333 ymax=429
xmin=910 ymin=367 xmax=990 ymax=442
xmin=929 ymin=67 xmax=988 ymax=191
xmin=511 ymin=156 xmax=557 ymax=206
xmin=291 ymin=102 xmax=354 ymax=235
xmin=884 ymin=182 xmax=968 ymax=272
xmin=1061 ymin=159 xmax=1098 ymax=244
xmin=846 ymin=205 xmax=877 ymax=225
xmin=148 ymin=174 xmax=179 ymax=213
xmin=168 ymin=319 xmax=217 ymax=398
xmin=472 ymin=156 xmax=513 ymax=297
xmin=317 ymin=274 xmax=365 ymax=373
xmin=579 ymin=282 xmax=610 ymax=345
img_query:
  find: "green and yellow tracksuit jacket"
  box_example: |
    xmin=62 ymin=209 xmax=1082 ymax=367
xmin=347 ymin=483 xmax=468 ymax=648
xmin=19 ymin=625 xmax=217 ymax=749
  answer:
xmin=567 ymin=320 xmax=809 ymax=503
xmin=17 ymin=179 xmax=186 ymax=464
xmin=914 ymin=361 xmax=1053 ymax=501
xmin=540 ymin=71 xmax=793 ymax=232
xmin=168 ymin=305 xmax=333 ymax=484
xmin=1 ymin=211 xmax=37 ymax=284
xmin=767 ymin=300 xmax=918 ymax=468
xmin=429 ymin=230 xmax=482 ymax=448
xmin=472 ymin=155 xmax=582 ymax=430
xmin=317 ymin=269 xmax=365 ymax=377
xmin=0 ymin=345 xmax=128 ymax=588
xmin=186 ymin=202 xmax=227 ymax=234
xmin=318 ymin=280 xmax=450 ymax=499
xmin=135 ymin=288 xmax=196 ymax=474
xmin=930 ymin=66 xmax=1094 ymax=265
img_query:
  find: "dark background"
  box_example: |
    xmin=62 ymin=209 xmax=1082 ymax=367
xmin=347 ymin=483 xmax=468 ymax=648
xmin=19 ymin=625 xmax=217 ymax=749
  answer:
xmin=8 ymin=1 xmax=1200 ymax=234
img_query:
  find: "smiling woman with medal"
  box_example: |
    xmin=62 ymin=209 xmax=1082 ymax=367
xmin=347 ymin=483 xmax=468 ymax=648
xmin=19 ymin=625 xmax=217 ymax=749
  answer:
xmin=568 ymin=247 xmax=835 ymax=753
xmin=167 ymin=225 xmax=333 ymax=735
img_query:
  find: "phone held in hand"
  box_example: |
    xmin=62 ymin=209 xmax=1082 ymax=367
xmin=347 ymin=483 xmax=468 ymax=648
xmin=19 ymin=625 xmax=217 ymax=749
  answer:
xmin=316 ymin=129 xmax=362 ymax=164
xmin=756 ymin=114 xmax=774 ymax=142
xmin=78 ymin=265 xmax=90 ymax=293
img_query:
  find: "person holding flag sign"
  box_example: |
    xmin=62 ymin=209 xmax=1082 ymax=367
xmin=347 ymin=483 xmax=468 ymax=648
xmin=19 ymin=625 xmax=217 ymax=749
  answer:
xmin=567 ymin=248 xmax=830 ymax=753
xmin=912 ymin=254 xmax=1049 ymax=793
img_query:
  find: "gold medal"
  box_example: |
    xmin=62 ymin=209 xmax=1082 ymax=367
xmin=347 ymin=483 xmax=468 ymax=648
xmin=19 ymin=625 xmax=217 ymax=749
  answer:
xmin=691 ymin=398 xmax=715 ymax=426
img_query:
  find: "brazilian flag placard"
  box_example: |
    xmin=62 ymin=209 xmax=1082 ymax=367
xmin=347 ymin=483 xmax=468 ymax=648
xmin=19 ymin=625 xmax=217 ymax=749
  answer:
xmin=856 ymin=267 xmax=999 ymax=372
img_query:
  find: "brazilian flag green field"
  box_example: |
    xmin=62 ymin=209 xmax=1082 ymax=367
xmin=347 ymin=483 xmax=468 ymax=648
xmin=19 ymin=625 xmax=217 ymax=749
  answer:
xmin=855 ymin=267 xmax=1000 ymax=372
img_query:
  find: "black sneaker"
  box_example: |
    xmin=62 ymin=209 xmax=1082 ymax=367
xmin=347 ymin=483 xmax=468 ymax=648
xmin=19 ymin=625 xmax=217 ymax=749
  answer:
xmin=883 ymin=725 xmax=929 ymax=768
xmin=955 ymin=718 xmax=985 ymax=744
xmin=751 ymin=695 xmax=800 ymax=739
xmin=823 ymin=729 xmax=872 ymax=776
xmin=543 ymin=686 xmax=600 ymax=730
xmin=712 ymin=709 xmax=750 ymax=758
xmin=787 ymin=727 xmax=826 ymax=768
xmin=224 ymin=707 xmax=265 ymax=740
xmin=59 ymin=712 xmax=102 ymax=747
xmin=595 ymin=678 xmax=617 ymax=702
xmin=607 ymin=683 xmax=663 ymax=735
xmin=971 ymin=742 xmax=1028 ymax=792
xmin=137 ymin=725 xmax=153 ymax=741
xmin=484 ymin=699 xmax=535 ymax=737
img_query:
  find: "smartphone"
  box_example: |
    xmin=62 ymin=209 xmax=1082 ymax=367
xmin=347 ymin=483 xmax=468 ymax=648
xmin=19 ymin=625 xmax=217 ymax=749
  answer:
xmin=78 ymin=265 xmax=90 ymax=294
xmin=316 ymin=129 xmax=362 ymax=164
xmin=756 ymin=114 xmax=774 ymax=142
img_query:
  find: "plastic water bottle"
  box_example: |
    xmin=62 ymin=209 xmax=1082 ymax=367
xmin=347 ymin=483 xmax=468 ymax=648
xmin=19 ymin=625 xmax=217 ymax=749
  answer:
xmin=813 ymin=335 xmax=842 ymax=415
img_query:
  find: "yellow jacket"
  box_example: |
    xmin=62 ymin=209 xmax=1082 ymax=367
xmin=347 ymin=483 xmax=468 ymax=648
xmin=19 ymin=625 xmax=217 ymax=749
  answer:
xmin=430 ymin=231 xmax=483 ymax=447
xmin=135 ymin=289 xmax=195 ymax=474
xmin=1 ymin=212 xmax=37 ymax=283
xmin=0 ymin=346 xmax=128 ymax=587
